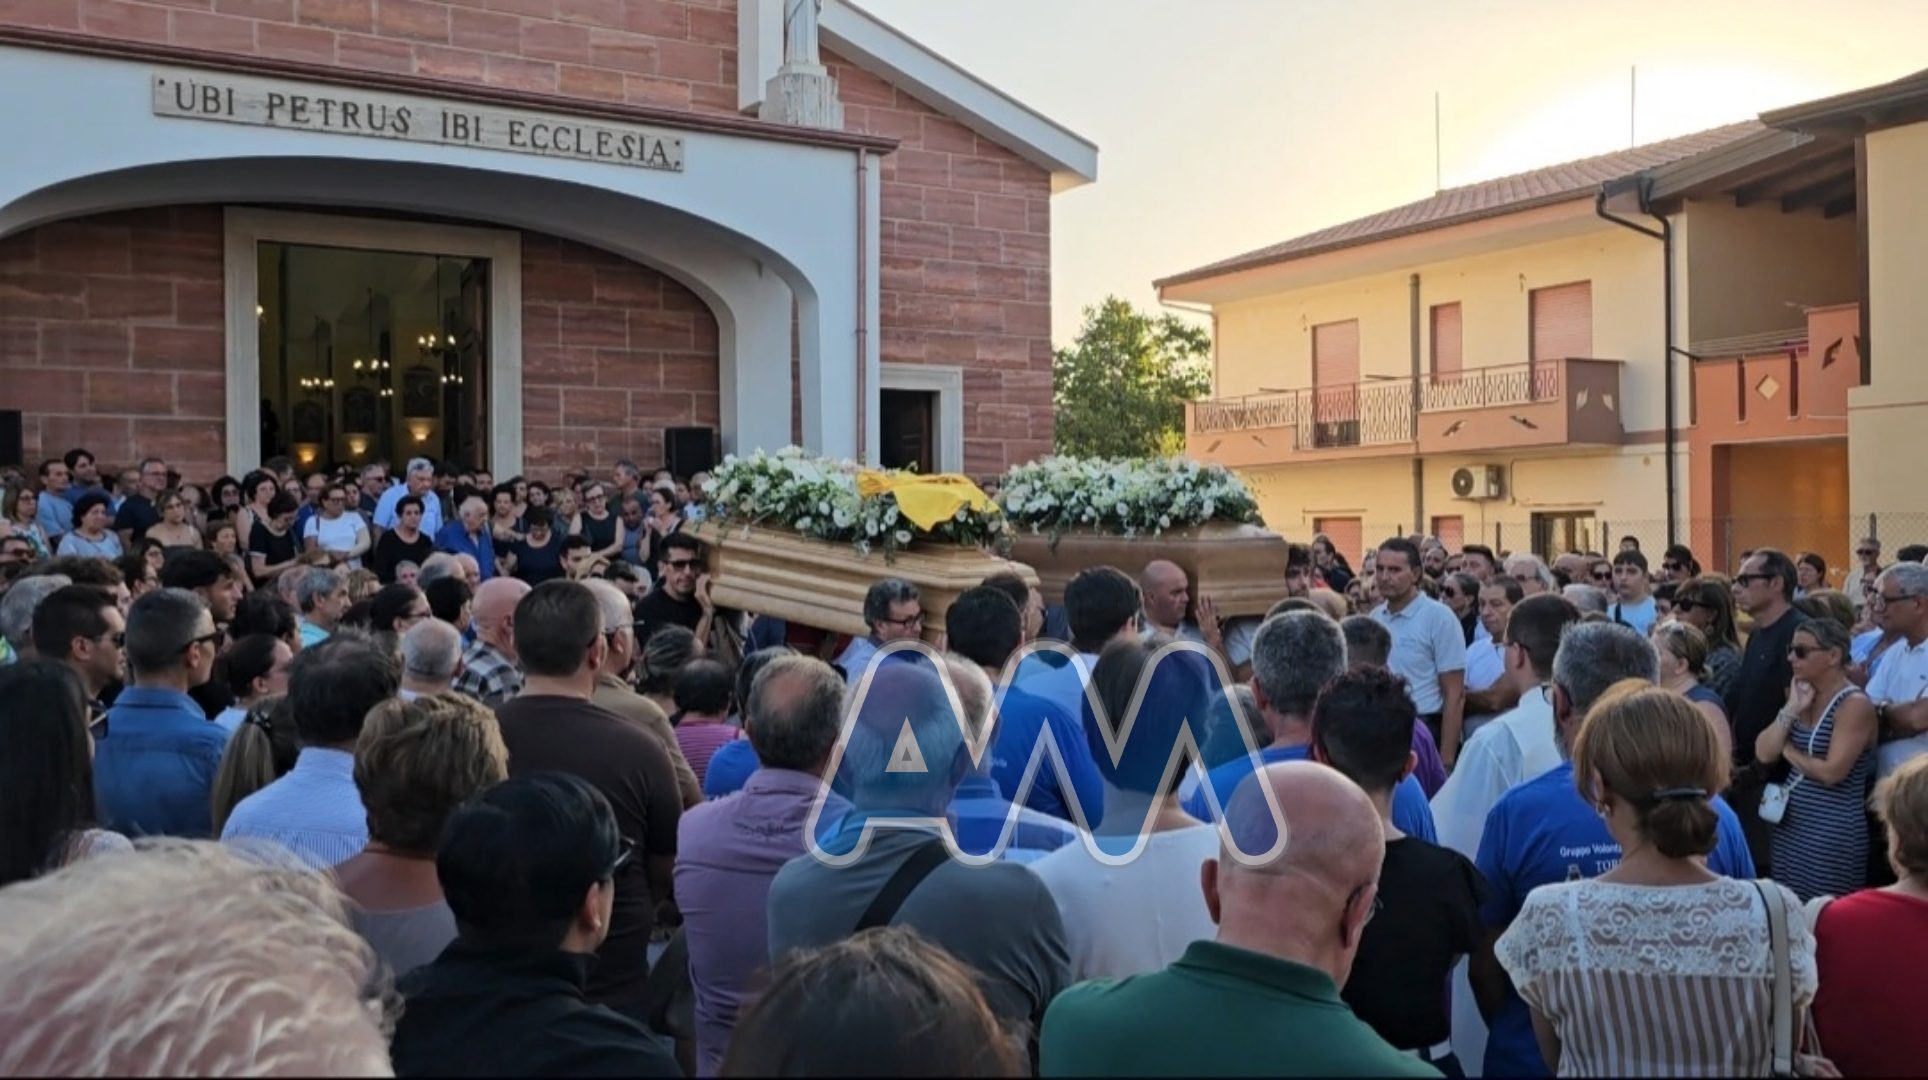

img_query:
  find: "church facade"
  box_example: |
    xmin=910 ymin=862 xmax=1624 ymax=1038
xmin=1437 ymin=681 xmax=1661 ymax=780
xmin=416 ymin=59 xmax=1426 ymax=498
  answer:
xmin=0 ymin=0 xmax=1096 ymax=481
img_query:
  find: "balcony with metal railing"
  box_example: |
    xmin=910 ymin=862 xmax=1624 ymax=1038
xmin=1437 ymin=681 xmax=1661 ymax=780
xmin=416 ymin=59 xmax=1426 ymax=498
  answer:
xmin=1187 ymin=357 xmax=1626 ymax=468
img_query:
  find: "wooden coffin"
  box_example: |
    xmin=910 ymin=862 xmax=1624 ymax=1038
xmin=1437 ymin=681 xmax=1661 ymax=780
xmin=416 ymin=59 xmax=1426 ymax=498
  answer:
xmin=689 ymin=521 xmax=1039 ymax=638
xmin=1009 ymin=522 xmax=1289 ymax=619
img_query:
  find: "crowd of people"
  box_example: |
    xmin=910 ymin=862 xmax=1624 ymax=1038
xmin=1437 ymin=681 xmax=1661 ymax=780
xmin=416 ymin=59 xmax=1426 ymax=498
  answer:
xmin=2 ymin=445 xmax=1927 ymax=1077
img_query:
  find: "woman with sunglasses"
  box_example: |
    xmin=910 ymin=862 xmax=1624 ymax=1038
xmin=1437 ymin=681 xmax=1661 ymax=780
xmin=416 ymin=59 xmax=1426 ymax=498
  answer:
xmin=1754 ymin=617 xmax=1877 ymax=901
xmin=0 ymin=660 xmax=132 ymax=888
xmin=1440 ymin=571 xmax=1481 ymax=647
xmin=1671 ymin=576 xmax=1743 ymax=697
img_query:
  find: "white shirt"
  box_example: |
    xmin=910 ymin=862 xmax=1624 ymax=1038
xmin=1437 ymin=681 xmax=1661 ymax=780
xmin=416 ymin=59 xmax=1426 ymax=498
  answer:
xmin=1371 ymin=593 xmax=1468 ymax=714
xmin=303 ymin=511 xmax=368 ymax=570
xmin=1464 ymin=638 xmax=1506 ymax=693
xmin=1429 ymin=686 xmax=1558 ymax=860
xmin=1869 ymin=635 xmax=1928 ymax=777
xmin=1030 ymin=824 xmax=1220 ymax=981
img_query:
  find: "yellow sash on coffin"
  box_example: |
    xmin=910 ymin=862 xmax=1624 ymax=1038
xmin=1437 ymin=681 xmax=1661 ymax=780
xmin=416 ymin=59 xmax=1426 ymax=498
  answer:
xmin=855 ymin=471 xmax=996 ymax=531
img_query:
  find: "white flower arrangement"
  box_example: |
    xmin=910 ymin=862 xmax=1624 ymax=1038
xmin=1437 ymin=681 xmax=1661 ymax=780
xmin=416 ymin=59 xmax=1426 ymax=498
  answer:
xmin=995 ymin=455 xmax=1261 ymax=542
xmin=705 ymin=446 xmax=1005 ymax=558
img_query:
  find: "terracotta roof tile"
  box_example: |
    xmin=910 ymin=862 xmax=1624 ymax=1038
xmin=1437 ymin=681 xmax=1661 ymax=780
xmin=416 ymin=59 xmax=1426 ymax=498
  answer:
xmin=1157 ymin=121 xmax=1764 ymax=288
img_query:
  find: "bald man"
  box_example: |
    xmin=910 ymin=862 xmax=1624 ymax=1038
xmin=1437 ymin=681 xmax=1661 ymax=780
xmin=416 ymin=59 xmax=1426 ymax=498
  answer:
xmin=1040 ymin=761 xmax=1435 ymax=1076
xmin=454 ymin=577 xmax=531 ymax=706
xmin=1139 ymin=559 xmax=1251 ymax=676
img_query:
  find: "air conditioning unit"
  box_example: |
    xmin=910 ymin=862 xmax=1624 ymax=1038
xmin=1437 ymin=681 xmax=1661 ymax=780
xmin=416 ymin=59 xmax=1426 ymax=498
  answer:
xmin=1451 ymin=465 xmax=1505 ymax=501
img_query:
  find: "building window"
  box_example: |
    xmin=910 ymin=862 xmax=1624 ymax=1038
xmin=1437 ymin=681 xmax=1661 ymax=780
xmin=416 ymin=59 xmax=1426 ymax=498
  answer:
xmin=1531 ymin=511 xmax=1598 ymax=563
xmin=1431 ymin=302 xmax=1462 ymax=384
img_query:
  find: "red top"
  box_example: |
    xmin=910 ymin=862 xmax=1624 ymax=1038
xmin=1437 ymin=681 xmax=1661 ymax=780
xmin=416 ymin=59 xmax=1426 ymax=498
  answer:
xmin=1812 ymin=887 xmax=1928 ymax=1077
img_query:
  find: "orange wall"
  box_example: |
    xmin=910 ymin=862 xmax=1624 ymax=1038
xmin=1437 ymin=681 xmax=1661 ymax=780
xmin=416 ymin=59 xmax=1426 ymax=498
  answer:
xmin=1709 ymin=440 xmax=1850 ymax=580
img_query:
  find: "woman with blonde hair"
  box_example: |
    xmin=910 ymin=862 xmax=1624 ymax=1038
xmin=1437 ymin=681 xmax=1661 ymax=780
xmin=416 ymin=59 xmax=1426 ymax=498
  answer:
xmin=1812 ymin=754 xmax=1928 ymax=1076
xmin=1651 ymin=621 xmax=1732 ymax=760
xmin=332 ymin=693 xmax=509 ymax=979
xmin=209 ymin=695 xmax=298 ymax=836
xmin=1497 ymin=683 xmax=1816 ymax=1076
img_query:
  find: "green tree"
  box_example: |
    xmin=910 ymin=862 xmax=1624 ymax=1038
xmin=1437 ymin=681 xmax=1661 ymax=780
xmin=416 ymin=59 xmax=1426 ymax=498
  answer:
xmin=1053 ymin=296 xmax=1212 ymax=458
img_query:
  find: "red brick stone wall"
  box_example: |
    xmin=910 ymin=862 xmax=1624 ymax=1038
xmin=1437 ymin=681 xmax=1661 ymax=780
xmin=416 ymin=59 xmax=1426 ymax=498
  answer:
xmin=0 ymin=206 xmax=229 ymax=481
xmin=0 ymin=1 xmax=1060 ymax=473
xmin=1 ymin=0 xmax=745 ymax=113
xmin=519 ymin=231 xmax=718 ymax=475
xmin=0 ymin=206 xmax=718 ymax=481
xmin=827 ymin=50 xmax=1055 ymax=474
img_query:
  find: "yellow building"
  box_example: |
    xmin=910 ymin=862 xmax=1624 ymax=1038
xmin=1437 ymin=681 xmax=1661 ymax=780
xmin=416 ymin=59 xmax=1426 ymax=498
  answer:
xmin=1158 ymin=72 xmax=1926 ymax=575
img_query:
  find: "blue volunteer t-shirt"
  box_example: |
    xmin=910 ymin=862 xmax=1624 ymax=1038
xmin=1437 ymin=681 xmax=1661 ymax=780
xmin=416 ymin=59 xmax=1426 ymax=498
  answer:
xmin=1475 ymin=760 xmax=1756 ymax=1078
xmin=1183 ymin=743 xmax=1437 ymax=842
xmin=988 ymin=681 xmax=1107 ymax=829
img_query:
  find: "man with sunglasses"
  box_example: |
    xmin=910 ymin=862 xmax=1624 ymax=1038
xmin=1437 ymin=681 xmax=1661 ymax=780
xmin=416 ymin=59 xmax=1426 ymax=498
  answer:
xmin=390 ymin=773 xmax=680 ymax=1078
xmin=93 ymin=588 xmax=228 ymax=838
xmin=1725 ymin=548 xmax=1810 ymax=870
xmin=1869 ymin=563 xmax=1928 ymax=779
xmin=32 ymin=583 xmax=125 ymax=712
xmin=1853 ymin=537 xmax=1885 ymax=616
xmin=637 ymin=532 xmax=714 ymax=647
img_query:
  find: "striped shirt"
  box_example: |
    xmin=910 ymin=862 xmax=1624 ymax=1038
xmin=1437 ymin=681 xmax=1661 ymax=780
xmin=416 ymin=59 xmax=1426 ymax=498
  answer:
xmin=220 ymin=747 xmax=369 ymax=870
xmin=1496 ymin=878 xmax=1815 ymax=1077
xmin=675 ymin=719 xmax=743 ymax=791
xmin=1770 ymin=686 xmax=1873 ymax=901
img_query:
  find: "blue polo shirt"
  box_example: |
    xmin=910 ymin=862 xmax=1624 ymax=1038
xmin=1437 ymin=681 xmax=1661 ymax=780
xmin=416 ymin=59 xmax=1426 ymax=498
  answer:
xmin=989 ymin=682 xmax=1107 ymax=828
xmin=373 ymin=483 xmax=444 ymax=535
xmin=94 ymin=686 xmax=230 ymax=839
xmin=433 ymin=521 xmax=496 ymax=580
xmin=1475 ymin=760 xmax=1756 ymax=1077
xmin=1182 ymin=743 xmax=1437 ymax=842
xmin=35 ymin=490 xmax=72 ymax=540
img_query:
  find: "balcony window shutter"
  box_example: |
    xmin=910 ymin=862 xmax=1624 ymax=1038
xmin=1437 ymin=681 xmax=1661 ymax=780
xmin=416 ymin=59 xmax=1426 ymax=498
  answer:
xmin=1312 ymin=319 xmax=1360 ymax=429
xmin=1530 ymin=282 xmax=1592 ymax=367
xmin=1431 ymin=302 xmax=1462 ymax=383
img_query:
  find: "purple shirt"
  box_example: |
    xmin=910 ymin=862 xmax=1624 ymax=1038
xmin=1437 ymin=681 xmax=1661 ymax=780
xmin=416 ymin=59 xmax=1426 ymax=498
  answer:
xmin=1411 ymin=718 xmax=1446 ymax=797
xmin=674 ymin=769 xmax=848 ymax=1077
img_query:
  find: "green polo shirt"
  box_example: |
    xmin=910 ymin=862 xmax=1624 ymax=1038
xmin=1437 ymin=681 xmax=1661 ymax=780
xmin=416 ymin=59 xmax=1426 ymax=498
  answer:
xmin=1039 ymin=940 xmax=1438 ymax=1078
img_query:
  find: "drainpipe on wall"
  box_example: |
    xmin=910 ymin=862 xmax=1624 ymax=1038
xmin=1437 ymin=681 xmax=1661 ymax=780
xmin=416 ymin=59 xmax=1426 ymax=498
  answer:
xmin=1410 ymin=272 xmax=1424 ymax=534
xmin=856 ymin=149 xmax=870 ymax=463
xmin=1594 ymin=182 xmax=1677 ymax=547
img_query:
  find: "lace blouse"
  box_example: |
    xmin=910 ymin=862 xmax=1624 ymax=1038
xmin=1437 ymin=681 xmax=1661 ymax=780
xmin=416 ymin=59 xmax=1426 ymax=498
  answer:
xmin=1495 ymin=877 xmax=1816 ymax=1077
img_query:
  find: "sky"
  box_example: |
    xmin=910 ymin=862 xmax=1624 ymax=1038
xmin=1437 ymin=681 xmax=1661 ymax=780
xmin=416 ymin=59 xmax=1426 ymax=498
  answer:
xmin=857 ymin=0 xmax=1928 ymax=347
